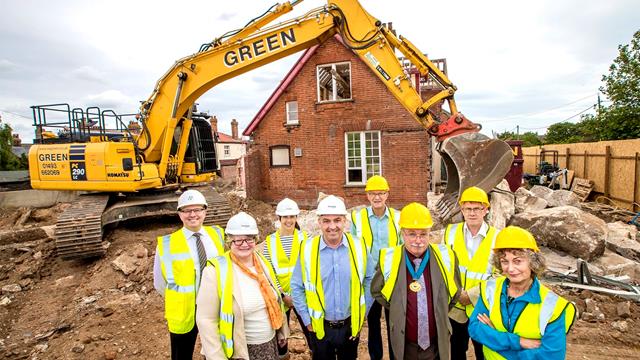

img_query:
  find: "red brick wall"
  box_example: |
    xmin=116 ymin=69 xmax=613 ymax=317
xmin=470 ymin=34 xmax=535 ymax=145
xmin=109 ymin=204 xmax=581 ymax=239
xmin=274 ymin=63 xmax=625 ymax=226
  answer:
xmin=246 ymin=37 xmax=431 ymax=209
xmin=245 ymin=148 xmax=263 ymax=200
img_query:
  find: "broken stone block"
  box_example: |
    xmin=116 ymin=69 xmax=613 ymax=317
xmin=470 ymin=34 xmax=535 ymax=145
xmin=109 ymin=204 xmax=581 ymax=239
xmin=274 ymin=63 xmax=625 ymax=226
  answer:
xmin=133 ymin=244 xmax=148 ymax=259
xmin=584 ymin=298 xmax=597 ymax=313
xmin=515 ymin=187 xmax=548 ymax=213
xmin=529 ymin=185 xmax=554 ymax=200
xmin=546 ymin=190 xmax=581 ymax=208
xmin=611 ymin=320 xmax=628 ymax=332
xmin=1 ymin=284 xmax=21 ymax=293
xmin=509 ymin=206 xmax=606 ymax=261
xmin=0 ymin=297 xmax=11 ymax=306
xmin=111 ymin=254 xmax=138 ymax=276
xmin=606 ymin=222 xmax=640 ymax=262
xmin=591 ymin=249 xmax=640 ymax=283
xmin=488 ymin=180 xmax=515 ymax=229
xmin=616 ymin=301 xmax=631 ymax=319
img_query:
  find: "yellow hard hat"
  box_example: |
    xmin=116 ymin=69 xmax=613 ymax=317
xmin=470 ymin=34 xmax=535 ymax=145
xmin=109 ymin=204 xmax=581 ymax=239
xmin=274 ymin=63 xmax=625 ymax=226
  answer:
xmin=494 ymin=226 xmax=540 ymax=252
xmin=399 ymin=202 xmax=433 ymax=229
xmin=459 ymin=186 xmax=490 ymax=207
xmin=365 ymin=175 xmax=390 ymax=192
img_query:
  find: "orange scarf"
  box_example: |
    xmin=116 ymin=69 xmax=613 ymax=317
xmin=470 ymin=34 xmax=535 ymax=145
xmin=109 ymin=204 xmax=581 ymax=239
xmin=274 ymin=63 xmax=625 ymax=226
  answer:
xmin=231 ymin=253 xmax=283 ymax=330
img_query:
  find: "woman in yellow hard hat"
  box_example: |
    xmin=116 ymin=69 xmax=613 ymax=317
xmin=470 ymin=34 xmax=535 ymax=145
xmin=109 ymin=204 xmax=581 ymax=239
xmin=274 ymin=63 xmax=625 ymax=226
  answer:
xmin=468 ymin=226 xmax=576 ymax=359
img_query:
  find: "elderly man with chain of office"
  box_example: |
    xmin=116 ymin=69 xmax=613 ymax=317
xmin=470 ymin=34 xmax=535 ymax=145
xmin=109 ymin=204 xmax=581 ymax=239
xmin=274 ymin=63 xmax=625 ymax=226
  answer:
xmin=371 ymin=202 xmax=461 ymax=359
xmin=291 ymin=195 xmax=374 ymax=360
xmin=153 ymin=190 xmax=225 ymax=360
xmin=445 ymin=186 xmax=498 ymax=360
xmin=350 ymin=175 xmax=400 ymax=360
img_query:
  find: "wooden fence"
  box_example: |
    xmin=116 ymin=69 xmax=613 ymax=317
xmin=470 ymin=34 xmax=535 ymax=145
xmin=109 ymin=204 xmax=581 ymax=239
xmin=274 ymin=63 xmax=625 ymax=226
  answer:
xmin=522 ymin=139 xmax=640 ymax=211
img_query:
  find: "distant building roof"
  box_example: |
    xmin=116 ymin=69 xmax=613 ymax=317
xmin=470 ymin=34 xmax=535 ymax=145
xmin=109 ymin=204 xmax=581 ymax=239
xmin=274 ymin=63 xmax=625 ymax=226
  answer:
xmin=217 ymin=132 xmax=246 ymax=144
xmin=11 ymin=145 xmax=29 ymax=157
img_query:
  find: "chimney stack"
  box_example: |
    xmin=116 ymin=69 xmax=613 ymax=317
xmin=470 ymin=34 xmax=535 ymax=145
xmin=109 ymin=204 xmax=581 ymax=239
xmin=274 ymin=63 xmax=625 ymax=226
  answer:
xmin=12 ymin=133 xmax=21 ymax=146
xmin=210 ymin=116 xmax=218 ymax=133
xmin=231 ymin=119 xmax=239 ymax=140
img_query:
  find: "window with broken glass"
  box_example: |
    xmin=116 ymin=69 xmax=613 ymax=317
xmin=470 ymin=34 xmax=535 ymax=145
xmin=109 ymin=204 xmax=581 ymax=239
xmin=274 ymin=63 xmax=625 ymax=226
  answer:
xmin=317 ymin=62 xmax=351 ymax=102
xmin=345 ymin=131 xmax=381 ymax=185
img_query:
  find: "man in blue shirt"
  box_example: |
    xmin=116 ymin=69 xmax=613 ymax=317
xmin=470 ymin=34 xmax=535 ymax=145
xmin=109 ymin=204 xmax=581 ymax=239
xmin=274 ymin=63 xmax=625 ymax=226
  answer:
xmin=291 ymin=195 xmax=374 ymax=360
xmin=350 ymin=175 xmax=400 ymax=360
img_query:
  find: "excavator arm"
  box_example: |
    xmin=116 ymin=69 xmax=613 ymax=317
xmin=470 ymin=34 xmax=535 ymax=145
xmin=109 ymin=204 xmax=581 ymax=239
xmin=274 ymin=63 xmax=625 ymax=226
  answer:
xmin=134 ymin=0 xmax=513 ymax=220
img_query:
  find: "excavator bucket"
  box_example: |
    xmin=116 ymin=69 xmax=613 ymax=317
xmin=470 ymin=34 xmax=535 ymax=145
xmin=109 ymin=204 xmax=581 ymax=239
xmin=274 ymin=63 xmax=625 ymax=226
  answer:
xmin=435 ymin=132 xmax=514 ymax=223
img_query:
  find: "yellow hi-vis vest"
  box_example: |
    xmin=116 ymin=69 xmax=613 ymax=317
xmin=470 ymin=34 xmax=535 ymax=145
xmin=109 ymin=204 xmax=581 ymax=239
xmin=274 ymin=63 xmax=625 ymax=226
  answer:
xmin=210 ymin=252 xmax=283 ymax=359
xmin=299 ymin=233 xmax=367 ymax=340
xmin=445 ymin=222 xmax=498 ymax=316
xmin=265 ymin=229 xmax=308 ymax=294
xmin=378 ymin=244 xmax=458 ymax=302
xmin=157 ymin=226 xmax=225 ymax=334
xmin=479 ymin=276 xmax=577 ymax=360
xmin=351 ymin=207 xmax=400 ymax=251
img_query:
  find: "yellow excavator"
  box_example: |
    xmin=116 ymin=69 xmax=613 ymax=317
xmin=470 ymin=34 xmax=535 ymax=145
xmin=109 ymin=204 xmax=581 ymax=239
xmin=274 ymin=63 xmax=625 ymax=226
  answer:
xmin=28 ymin=0 xmax=513 ymax=259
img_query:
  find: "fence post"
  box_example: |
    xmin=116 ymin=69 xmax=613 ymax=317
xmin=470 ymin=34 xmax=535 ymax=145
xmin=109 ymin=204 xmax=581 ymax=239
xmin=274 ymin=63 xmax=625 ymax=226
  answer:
xmin=604 ymin=146 xmax=611 ymax=198
xmin=634 ymin=152 xmax=639 ymax=212
xmin=565 ymin=148 xmax=570 ymax=169
xmin=583 ymin=150 xmax=588 ymax=178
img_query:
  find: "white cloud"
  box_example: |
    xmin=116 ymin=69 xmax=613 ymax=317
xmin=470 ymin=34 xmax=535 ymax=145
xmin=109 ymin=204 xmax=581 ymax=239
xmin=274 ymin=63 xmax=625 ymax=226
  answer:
xmin=69 ymin=66 xmax=107 ymax=84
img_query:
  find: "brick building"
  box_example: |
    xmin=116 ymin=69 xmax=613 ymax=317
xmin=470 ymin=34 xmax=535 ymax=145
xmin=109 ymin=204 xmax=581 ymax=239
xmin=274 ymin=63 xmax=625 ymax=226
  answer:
xmin=209 ymin=116 xmax=247 ymax=186
xmin=243 ymin=35 xmax=445 ymax=209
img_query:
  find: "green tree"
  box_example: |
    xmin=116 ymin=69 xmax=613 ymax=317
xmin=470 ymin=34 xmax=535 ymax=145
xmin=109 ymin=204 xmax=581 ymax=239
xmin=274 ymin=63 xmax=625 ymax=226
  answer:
xmin=598 ymin=29 xmax=640 ymax=140
xmin=0 ymin=124 xmax=24 ymax=170
xmin=544 ymin=122 xmax=582 ymax=144
xmin=497 ymin=130 xmax=542 ymax=147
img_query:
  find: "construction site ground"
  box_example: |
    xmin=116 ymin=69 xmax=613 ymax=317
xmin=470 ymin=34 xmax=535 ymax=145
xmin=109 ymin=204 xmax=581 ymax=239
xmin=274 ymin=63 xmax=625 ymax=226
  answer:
xmin=0 ymin=195 xmax=639 ymax=360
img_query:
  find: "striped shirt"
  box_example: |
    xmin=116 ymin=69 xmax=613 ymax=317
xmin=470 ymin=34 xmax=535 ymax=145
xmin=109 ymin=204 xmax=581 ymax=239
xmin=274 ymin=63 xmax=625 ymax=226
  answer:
xmin=262 ymin=233 xmax=294 ymax=290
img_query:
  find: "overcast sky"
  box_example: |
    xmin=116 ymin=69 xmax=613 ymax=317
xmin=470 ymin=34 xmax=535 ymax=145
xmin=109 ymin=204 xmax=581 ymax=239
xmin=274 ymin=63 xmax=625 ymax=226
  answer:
xmin=1 ymin=0 xmax=638 ymax=143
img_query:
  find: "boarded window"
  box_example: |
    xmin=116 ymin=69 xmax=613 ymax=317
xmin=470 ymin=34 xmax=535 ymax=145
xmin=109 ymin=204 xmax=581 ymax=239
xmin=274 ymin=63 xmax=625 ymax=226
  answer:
xmin=270 ymin=145 xmax=290 ymax=167
xmin=345 ymin=131 xmax=381 ymax=184
xmin=317 ymin=62 xmax=351 ymax=102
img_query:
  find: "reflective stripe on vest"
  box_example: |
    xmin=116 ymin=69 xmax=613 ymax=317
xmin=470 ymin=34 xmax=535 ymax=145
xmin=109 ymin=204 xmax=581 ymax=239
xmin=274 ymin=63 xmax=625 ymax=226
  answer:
xmin=299 ymin=233 xmax=367 ymax=340
xmin=480 ymin=276 xmax=577 ymax=360
xmin=265 ymin=229 xmax=306 ymax=294
xmin=445 ymin=222 xmax=497 ymax=315
xmin=351 ymin=207 xmax=399 ymax=251
xmin=157 ymin=226 xmax=225 ymax=334
xmin=379 ymin=244 xmax=458 ymax=303
xmin=213 ymin=252 xmax=283 ymax=358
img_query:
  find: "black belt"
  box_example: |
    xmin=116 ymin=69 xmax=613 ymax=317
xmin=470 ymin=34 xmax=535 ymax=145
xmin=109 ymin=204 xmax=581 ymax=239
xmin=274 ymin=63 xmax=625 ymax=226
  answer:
xmin=324 ymin=317 xmax=351 ymax=329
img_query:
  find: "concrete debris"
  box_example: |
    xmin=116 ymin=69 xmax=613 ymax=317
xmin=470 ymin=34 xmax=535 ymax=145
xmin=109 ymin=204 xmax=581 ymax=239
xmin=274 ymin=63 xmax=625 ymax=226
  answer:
xmin=111 ymin=254 xmax=139 ymax=276
xmin=529 ymin=185 xmax=554 ymax=200
xmin=606 ymin=222 xmax=640 ymax=262
xmin=71 ymin=344 xmax=85 ymax=353
xmin=510 ymin=206 xmax=607 ymax=261
xmin=514 ymin=187 xmax=548 ymax=213
xmin=82 ymin=295 xmax=99 ymax=305
xmin=106 ymin=293 xmax=142 ymax=307
xmin=54 ymin=275 xmax=75 ymax=288
xmin=591 ymin=250 xmax=640 ymax=283
xmin=546 ymin=189 xmax=581 ymax=208
xmin=611 ymin=320 xmax=629 ymax=332
xmin=0 ymin=297 xmax=11 ymax=306
xmin=487 ymin=180 xmax=515 ymax=229
xmin=1 ymin=283 xmax=21 ymax=293
xmin=616 ymin=301 xmax=632 ymax=319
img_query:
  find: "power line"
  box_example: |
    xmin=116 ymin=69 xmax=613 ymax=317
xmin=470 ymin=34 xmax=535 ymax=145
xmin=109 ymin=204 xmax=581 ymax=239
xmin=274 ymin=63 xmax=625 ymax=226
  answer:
xmin=0 ymin=109 xmax=32 ymax=120
xmin=481 ymin=93 xmax=598 ymax=123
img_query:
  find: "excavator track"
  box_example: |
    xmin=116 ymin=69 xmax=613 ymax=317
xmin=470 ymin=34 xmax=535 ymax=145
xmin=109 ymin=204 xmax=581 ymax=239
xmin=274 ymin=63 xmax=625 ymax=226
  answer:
xmin=55 ymin=194 xmax=109 ymax=260
xmin=202 ymin=187 xmax=233 ymax=228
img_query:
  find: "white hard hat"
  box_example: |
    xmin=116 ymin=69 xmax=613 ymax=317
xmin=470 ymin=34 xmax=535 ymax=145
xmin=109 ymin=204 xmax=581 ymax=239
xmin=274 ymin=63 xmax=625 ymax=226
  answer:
xmin=225 ymin=212 xmax=259 ymax=235
xmin=177 ymin=190 xmax=208 ymax=210
xmin=276 ymin=198 xmax=300 ymax=216
xmin=317 ymin=195 xmax=347 ymax=216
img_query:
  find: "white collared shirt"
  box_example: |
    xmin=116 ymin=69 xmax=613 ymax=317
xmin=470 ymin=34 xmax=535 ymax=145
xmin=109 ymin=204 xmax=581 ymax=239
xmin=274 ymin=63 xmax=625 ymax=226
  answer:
xmin=153 ymin=227 xmax=218 ymax=296
xmin=462 ymin=221 xmax=488 ymax=260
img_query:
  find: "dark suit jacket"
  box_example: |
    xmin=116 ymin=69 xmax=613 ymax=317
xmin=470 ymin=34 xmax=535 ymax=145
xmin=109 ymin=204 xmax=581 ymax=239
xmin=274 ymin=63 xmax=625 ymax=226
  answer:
xmin=371 ymin=245 xmax=461 ymax=360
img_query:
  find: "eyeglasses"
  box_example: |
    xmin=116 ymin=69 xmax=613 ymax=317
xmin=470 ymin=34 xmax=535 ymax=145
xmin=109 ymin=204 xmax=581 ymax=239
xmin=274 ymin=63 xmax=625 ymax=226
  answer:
xmin=402 ymin=231 xmax=429 ymax=240
xmin=179 ymin=208 xmax=206 ymax=215
xmin=368 ymin=192 xmax=388 ymax=198
xmin=461 ymin=207 xmax=485 ymax=213
xmin=230 ymin=238 xmax=256 ymax=246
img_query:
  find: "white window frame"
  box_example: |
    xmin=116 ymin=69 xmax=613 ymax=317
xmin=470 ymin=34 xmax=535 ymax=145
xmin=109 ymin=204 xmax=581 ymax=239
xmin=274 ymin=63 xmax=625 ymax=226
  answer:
xmin=344 ymin=131 xmax=382 ymax=185
xmin=285 ymin=101 xmax=299 ymax=125
xmin=223 ymin=144 xmax=230 ymax=157
xmin=317 ymin=62 xmax=352 ymax=102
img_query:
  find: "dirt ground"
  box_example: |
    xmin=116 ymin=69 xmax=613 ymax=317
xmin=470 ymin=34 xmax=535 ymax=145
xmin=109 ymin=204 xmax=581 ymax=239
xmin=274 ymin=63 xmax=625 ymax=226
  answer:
xmin=0 ymin=199 xmax=639 ymax=359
